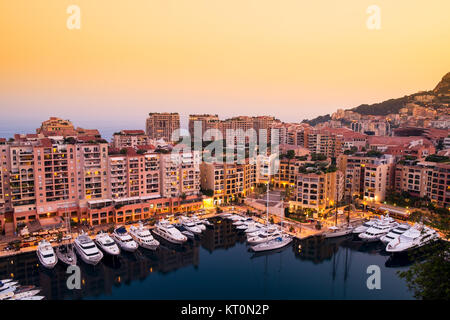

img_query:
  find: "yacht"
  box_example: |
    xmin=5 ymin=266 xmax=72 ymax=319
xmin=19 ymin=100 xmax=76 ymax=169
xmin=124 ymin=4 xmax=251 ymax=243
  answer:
xmin=352 ymin=218 xmax=381 ymax=234
xmin=359 ymin=219 xmax=399 ymax=242
xmin=55 ymin=244 xmax=77 ymax=266
xmin=247 ymin=229 xmax=282 ymax=245
xmin=95 ymin=231 xmax=120 ymax=255
xmin=8 ymin=288 xmax=41 ymax=300
xmin=324 ymin=225 xmax=354 ymax=238
xmin=19 ymin=296 xmax=45 ymax=300
xmin=251 ymin=234 xmax=293 ymax=252
xmin=0 ymin=281 xmax=18 ymax=292
xmin=112 ymin=226 xmax=138 ymax=252
xmin=152 ymin=219 xmax=188 ymax=244
xmin=191 ymin=215 xmax=206 ymax=231
xmin=380 ymin=224 xmax=411 ymax=245
xmin=174 ymin=224 xmax=195 ymax=240
xmin=200 ymin=219 xmax=213 ymax=227
xmin=386 ymin=224 xmax=440 ymax=253
xmin=180 ymin=217 xmax=202 ymax=234
xmin=245 ymin=223 xmax=262 ymax=234
xmin=36 ymin=240 xmax=58 ymax=269
xmin=74 ymin=232 xmax=103 ymax=265
xmin=129 ymin=222 xmax=160 ymax=250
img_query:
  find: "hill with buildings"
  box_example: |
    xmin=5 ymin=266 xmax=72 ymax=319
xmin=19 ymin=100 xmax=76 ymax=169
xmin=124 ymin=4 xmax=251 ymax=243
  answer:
xmin=303 ymin=72 xmax=450 ymax=125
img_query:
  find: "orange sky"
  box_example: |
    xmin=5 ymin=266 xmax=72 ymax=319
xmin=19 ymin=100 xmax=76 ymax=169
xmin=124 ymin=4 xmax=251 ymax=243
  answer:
xmin=1 ymin=0 xmax=449 ymax=133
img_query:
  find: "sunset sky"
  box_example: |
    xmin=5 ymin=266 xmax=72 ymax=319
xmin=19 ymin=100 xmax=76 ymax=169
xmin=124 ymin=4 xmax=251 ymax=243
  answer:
xmin=1 ymin=0 xmax=449 ymax=137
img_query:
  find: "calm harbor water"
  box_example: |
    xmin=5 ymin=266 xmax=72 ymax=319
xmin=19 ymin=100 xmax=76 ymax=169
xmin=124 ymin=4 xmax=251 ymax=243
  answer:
xmin=0 ymin=218 xmax=414 ymax=300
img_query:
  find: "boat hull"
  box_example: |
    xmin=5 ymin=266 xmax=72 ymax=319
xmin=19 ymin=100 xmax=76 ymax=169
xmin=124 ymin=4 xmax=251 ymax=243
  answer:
xmin=152 ymin=228 xmax=187 ymax=244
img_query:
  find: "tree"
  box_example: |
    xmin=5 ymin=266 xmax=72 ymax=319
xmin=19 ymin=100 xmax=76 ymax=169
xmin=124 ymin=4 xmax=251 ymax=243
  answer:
xmin=398 ymin=213 xmax=450 ymax=300
xmin=286 ymin=150 xmax=295 ymax=160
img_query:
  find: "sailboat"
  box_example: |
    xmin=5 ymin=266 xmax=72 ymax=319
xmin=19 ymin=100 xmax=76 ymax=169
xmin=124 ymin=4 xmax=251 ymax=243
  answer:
xmin=324 ymin=197 xmax=353 ymax=238
xmin=55 ymin=182 xmax=77 ymax=266
xmin=249 ymin=166 xmax=292 ymax=252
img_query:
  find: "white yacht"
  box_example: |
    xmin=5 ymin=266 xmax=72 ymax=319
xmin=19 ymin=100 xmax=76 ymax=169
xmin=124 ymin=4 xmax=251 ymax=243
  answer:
xmin=36 ymin=240 xmax=58 ymax=269
xmin=112 ymin=226 xmax=138 ymax=252
xmin=352 ymin=218 xmax=381 ymax=234
xmin=0 ymin=281 xmax=18 ymax=292
xmin=74 ymin=232 xmax=103 ymax=265
xmin=180 ymin=217 xmax=202 ymax=234
xmin=191 ymin=215 xmax=206 ymax=231
xmin=8 ymin=288 xmax=41 ymax=300
xmin=324 ymin=225 xmax=354 ymax=238
xmin=386 ymin=224 xmax=440 ymax=253
xmin=251 ymin=234 xmax=293 ymax=252
xmin=95 ymin=231 xmax=120 ymax=255
xmin=359 ymin=218 xmax=398 ymax=242
xmin=245 ymin=222 xmax=263 ymax=234
xmin=247 ymin=229 xmax=282 ymax=245
xmin=152 ymin=219 xmax=188 ymax=244
xmin=19 ymin=295 xmax=45 ymax=300
xmin=129 ymin=222 xmax=160 ymax=250
xmin=380 ymin=224 xmax=411 ymax=245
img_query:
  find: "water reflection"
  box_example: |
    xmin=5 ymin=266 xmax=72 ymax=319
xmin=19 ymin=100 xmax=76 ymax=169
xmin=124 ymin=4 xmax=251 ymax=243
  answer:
xmin=0 ymin=218 xmax=417 ymax=300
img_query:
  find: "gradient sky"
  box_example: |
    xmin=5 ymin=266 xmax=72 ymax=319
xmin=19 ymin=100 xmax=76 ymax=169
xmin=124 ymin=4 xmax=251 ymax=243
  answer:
xmin=1 ymin=0 xmax=449 ymax=138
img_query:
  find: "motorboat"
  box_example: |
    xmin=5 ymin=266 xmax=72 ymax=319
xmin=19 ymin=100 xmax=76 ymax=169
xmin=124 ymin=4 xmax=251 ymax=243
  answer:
xmin=228 ymin=214 xmax=243 ymax=221
xmin=352 ymin=218 xmax=381 ymax=234
xmin=152 ymin=219 xmax=188 ymax=244
xmin=0 ymin=279 xmax=13 ymax=284
xmin=380 ymin=224 xmax=411 ymax=245
xmin=247 ymin=229 xmax=282 ymax=245
xmin=7 ymin=288 xmax=41 ymax=300
xmin=174 ymin=224 xmax=196 ymax=240
xmin=55 ymin=243 xmax=77 ymax=265
xmin=201 ymin=219 xmax=213 ymax=227
xmin=95 ymin=231 xmax=120 ymax=255
xmin=129 ymin=222 xmax=160 ymax=250
xmin=245 ymin=222 xmax=263 ymax=234
xmin=386 ymin=224 xmax=440 ymax=253
xmin=0 ymin=280 xmax=17 ymax=288
xmin=179 ymin=217 xmax=202 ymax=234
xmin=324 ymin=225 xmax=354 ymax=238
xmin=0 ymin=281 xmax=18 ymax=294
xmin=19 ymin=295 xmax=45 ymax=300
xmin=191 ymin=215 xmax=206 ymax=231
xmin=74 ymin=232 xmax=103 ymax=265
xmin=251 ymin=234 xmax=293 ymax=252
xmin=36 ymin=240 xmax=58 ymax=269
xmin=359 ymin=218 xmax=399 ymax=242
xmin=112 ymin=226 xmax=138 ymax=252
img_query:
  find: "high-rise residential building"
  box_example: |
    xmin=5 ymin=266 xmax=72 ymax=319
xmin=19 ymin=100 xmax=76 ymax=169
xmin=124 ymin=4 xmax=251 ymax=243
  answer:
xmin=146 ymin=112 xmax=180 ymax=142
xmin=394 ymin=161 xmax=450 ymax=208
xmin=200 ymin=160 xmax=256 ymax=205
xmin=289 ymin=169 xmax=344 ymax=212
xmin=337 ymin=154 xmax=395 ymax=202
xmin=188 ymin=114 xmax=220 ymax=139
xmin=108 ymin=149 xmax=160 ymax=199
xmin=112 ymin=130 xmax=151 ymax=149
xmin=159 ymin=151 xmax=201 ymax=198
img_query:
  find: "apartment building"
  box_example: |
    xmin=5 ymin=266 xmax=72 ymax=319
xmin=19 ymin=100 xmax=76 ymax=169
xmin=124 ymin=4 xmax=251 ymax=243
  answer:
xmin=290 ymin=169 xmax=344 ymax=212
xmin=159 ymin=151 xmax=201 ymax=198
xmin=394 ymin=161 xmax=450 ymax=208
xmin=112 ymin=130 xmax=151 ymax=149
xmin=337 ymin=154 xmax=395 ymax=202
xmin=108 ymin=149 xmax=160 ymax=199
xmin=200 ymin=160 xmax=256 ymax=205
xmin=188 ymin=114 xmax=220 ymax=139
xmin=145 ymin=112 xmax=180 ymax=142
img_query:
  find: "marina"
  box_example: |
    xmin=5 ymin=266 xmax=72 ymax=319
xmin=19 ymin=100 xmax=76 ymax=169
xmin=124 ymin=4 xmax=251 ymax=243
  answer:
xmin=0 ymin=216 xmax=425 ymax=300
